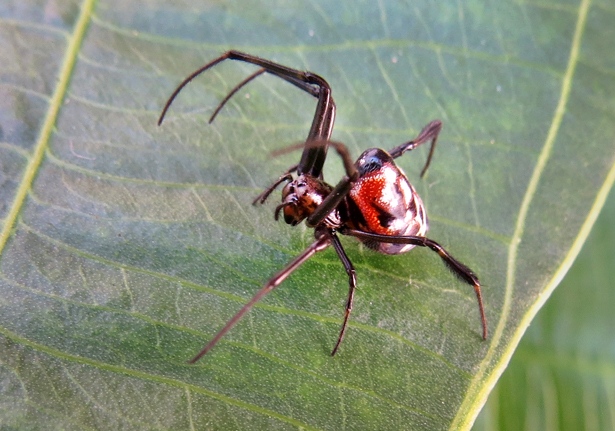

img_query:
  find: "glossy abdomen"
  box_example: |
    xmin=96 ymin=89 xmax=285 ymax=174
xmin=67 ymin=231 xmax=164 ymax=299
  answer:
xmin=348 ymin=148 xmax=428 ymax=254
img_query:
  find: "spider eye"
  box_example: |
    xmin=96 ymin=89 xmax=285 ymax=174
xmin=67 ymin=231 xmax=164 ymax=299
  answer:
xmin=357 ymin=150 xmax=386 ymax=175
xmin=362 ymin=160 xmax=381 ymax=173
xmin=281 ymin=182 xmax=295 ymax=199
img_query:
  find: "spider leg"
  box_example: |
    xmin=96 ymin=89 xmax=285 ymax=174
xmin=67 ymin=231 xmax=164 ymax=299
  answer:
xmin=159 ymin=50 xmax=326 ymax=125
xmin=294 ymin=74 xmax=335 ymax=177
xmin=188 ymin=230 xmax=332 ymax=363
xmin=330 ymin=233 xmax=357 ymax=356
xmin=208 ymin=68 xmax=266 ymax=124
xmin=252 ymin=163 xmax=299 ymax=205
xmin=340 ymin=228 xmax=487 ymax=340
xmin=388 ymin=120 xmax=442 ymax=178
xmin=208 ymin=68 xmax=331 ymax=124
xmin=254 ymin=136 xmax=350 ymax=208
xmin=305 ymin=140 xmax=359 ymax=227
xmin=158 ymin=50 xmax=336 ymax=178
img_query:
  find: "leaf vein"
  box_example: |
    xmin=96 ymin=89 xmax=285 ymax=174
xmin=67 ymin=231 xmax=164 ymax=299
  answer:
xmin=0 ymin=0 xmax=97 ymax=256
xmin=450 ymin=0 xmax=594 ymax=428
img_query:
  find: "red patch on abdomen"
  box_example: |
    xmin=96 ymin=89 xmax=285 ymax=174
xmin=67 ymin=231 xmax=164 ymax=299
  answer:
xmin=349 ymin=171 xmax=396 ymax=235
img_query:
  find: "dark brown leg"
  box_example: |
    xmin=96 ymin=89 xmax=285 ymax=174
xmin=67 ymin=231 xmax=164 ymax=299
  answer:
xmin=158 ymin=50 xmax=337 ymax=179
xmin=207 ymin=66 xmax=337 ymax=125
xmin=252 ymin=164 xmax=299 ymax=205
xmin=330 ymin=233 xmax=357 ymax=356
xmin=340 ymin=228 xmax=487 ymax=340
xmin=188 ymin=231 xmax=332 ymax=363
xmin=208 ymin=68 xmax=266 ymax=124
xmin=305 ymin=140 xmax=359 ymax=227
xmin=388 ymin=120 xmax=442 ymax=177
xmin=159 ymin=51 xmax=328 ymax=124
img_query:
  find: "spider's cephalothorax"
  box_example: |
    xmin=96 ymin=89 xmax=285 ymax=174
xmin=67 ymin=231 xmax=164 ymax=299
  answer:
xmin=278 ymin=174 xmax=338 ymax=227
xmin=158 ymin=51 xmax=487 ymax=363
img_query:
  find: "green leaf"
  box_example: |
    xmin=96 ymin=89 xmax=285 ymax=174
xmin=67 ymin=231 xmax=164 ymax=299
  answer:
xmin=1 ymin=1 xmax=614 ymax=430
xmin=472 ymin=182 xmax=615 ymax=430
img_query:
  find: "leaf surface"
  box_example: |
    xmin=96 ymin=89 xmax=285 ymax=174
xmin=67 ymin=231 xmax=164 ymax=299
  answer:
xmin=473 ymin=178 xmax=615 ymax=431
xmin=1 ymin=1 xmax=614 ymax=430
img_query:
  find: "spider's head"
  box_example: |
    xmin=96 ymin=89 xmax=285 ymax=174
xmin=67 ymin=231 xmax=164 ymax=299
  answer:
xmin=276 ymin=175 xmax=332 ymax=226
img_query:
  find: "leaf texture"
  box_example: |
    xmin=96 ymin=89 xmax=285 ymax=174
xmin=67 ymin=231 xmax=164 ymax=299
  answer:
xmin=1 ymin=1 xmax=614 ymax=430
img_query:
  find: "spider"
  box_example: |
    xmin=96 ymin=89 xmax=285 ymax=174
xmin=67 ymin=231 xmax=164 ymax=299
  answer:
xmin=158 ymin=51 xmax=487 ymax=363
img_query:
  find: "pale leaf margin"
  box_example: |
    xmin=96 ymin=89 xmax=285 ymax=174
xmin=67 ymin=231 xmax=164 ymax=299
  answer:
xmin=452 ymin=0 xmax=615 ymax=427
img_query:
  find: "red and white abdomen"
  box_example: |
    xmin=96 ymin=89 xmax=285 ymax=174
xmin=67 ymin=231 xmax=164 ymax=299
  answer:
xmin=347 ymin=148 xmax=428 ymax=255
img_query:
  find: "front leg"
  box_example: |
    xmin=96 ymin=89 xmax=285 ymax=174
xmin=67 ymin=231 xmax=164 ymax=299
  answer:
xmin=252 ymin=163 xmax=298 ymax=205
xmin=305 ymin=140 xmax=360 ymax=227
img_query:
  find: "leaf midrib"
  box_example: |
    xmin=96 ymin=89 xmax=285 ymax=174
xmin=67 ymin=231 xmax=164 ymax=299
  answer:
xmin=0 ymin=0 xmax=96 ymax=255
